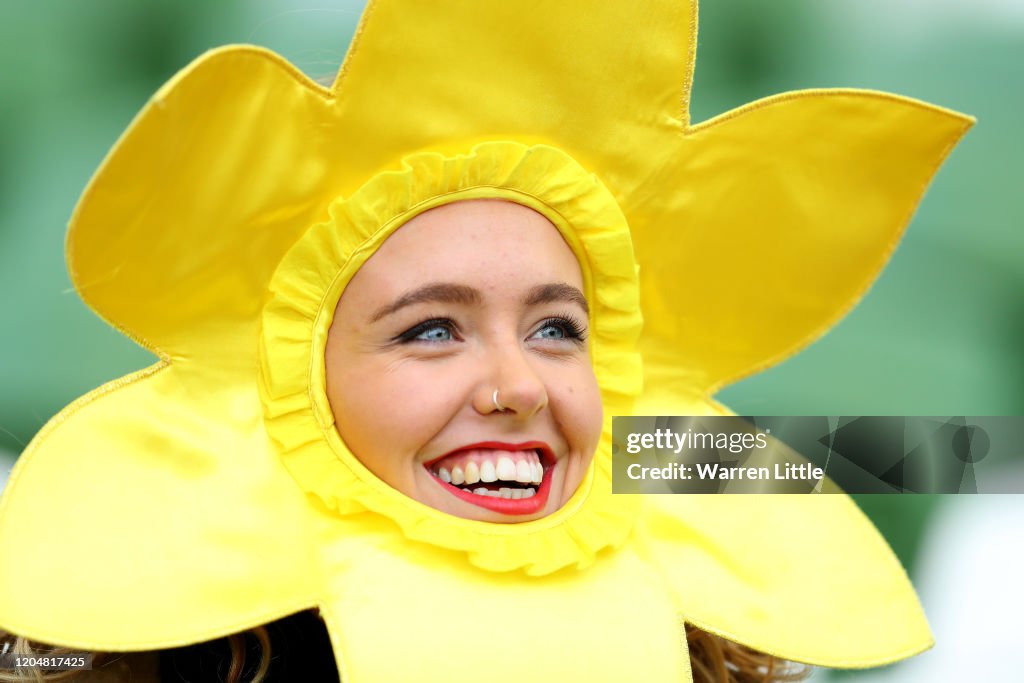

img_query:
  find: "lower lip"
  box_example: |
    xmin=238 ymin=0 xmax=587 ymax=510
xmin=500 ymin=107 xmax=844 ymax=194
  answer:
xmin=429 ymin=463 xmax=553 ymax=515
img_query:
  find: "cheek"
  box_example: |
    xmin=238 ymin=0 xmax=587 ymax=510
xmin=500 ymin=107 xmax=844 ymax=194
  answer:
xmin=330 ymin=360 xmax=463 ymax=459
xmin=553 ymin=370 xmax=604 ymax=453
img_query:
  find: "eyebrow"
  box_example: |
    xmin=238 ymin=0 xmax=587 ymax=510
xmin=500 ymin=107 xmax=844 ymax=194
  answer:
xmin=368 ymin=281 xmax=589 ymax=322
xmin=369 ymin=283 xmax=481 ymax=322
xmin=523 ymin=283 xmax=589 ymax=315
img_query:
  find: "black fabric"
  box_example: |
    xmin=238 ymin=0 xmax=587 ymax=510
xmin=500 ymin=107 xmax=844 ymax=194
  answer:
xmin=158 ymin=611 xmax=339 ymax=682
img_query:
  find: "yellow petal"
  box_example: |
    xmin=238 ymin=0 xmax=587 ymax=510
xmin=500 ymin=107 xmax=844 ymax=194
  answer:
xmin=332 ymin=0 xmax=696 ymax=181
xmin=0 ymin=365 xmax=318 ymax=648
xmin=68 ymin=47 xmax=338 ymax=364
xmin=632 ymin=90 xmax=973 ymax=397
xmin=638 ymin=494 xmax=933 ymax=667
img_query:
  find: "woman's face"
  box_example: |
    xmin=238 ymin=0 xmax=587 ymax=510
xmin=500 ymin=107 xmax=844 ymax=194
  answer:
xmin=325 ymin=199 xmax=602 ymax=522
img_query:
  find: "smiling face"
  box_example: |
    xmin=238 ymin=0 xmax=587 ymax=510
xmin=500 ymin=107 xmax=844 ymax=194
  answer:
xmin=325 ymin=199 xmax=602 ymax=522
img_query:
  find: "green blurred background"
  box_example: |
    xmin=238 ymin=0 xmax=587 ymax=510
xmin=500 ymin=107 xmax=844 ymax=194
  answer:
xmin=1 ymin=1 xmax=1021 ymax=679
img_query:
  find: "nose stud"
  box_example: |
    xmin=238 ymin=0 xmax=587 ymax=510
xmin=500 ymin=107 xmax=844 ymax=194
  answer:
xmin=492 ymin=389 xmax=507 ymax=412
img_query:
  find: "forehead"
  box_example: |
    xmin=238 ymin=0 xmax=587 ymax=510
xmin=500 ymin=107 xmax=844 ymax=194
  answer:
xmin=352 ymin=199 xmax=583 ymax=288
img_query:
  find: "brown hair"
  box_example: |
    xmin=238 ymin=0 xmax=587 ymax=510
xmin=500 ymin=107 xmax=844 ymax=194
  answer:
xmin=2 ymin=623 xmax=804 ymax=682
xmin=687 ymin=625 xmax=810 ymax=683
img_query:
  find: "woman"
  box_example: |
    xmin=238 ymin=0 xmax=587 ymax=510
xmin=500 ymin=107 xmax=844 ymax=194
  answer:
xmin=0 ymin=1 xmax=971 ymax=681
xmin=323 ymin=199 xmax=601 ymax=521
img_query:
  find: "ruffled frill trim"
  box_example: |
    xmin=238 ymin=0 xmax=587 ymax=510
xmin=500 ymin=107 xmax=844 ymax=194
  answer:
xmin=259 ymin=141 xmax=644 ymax=575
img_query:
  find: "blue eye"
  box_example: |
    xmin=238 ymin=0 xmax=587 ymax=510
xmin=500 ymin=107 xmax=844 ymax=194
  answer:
xmin=535 ymin=324 xmax=567 ymax=340
xmin=415 ymin=324 xmax=453 ymax=342
xmin=531 ymin=316 xmax=587 ymax=343
xmin=396 ymin=318 xmax=458 ymax=344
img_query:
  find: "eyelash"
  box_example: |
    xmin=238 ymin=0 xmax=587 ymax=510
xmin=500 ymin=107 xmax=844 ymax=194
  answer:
xmin=392 ymin=314 xmax=588 ymax=345
xmin=535 ymin=315 xmax=588 ymax=344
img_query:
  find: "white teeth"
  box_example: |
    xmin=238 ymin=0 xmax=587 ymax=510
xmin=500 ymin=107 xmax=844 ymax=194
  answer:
xmin=464 ymin=462 xmax=481 ymax=485
xmin=496 ymin=457 xmax=517 ymax=481
xmin=479 ymin=460 xmax=497 ymax=483
xmin=465 ymin=485 xmax=536 ymax=500
xmin=444 ymin=453 xmax=545 ymax=497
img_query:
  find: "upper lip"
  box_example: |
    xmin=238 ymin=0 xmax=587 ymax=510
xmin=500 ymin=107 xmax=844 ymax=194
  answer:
xmin=424 ymin=441 xmax=556 ymax=468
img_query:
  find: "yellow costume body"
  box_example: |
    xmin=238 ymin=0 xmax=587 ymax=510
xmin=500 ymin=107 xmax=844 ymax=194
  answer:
xmin=0 ymin=2 xmax=971 ymax=681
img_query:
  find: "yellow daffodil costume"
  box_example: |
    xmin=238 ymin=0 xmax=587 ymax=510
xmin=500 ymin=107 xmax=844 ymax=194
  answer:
xmin=0 ymin=1 xmax=972 ymax=681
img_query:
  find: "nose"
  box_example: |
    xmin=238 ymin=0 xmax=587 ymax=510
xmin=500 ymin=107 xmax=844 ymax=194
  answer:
xmin=475 ymin=345 xmax=549 ymax=418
